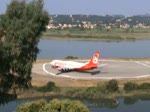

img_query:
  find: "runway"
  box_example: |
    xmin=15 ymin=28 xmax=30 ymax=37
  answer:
xmin=33 ymin=60 xmax=150 ymax=80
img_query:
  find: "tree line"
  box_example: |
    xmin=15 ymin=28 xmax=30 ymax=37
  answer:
xmin=50 ymin=14 xmax=150 ymax=27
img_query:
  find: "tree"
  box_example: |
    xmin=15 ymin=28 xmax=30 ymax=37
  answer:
xmin=0 ymin=0 xmax=49 ymax=94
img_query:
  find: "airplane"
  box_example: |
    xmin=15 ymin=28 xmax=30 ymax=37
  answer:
xmin=50 ymin=50 xmax=106 ymax=72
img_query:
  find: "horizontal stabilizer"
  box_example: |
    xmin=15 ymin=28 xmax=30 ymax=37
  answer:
xmin=98 ymin=64 xmax=107 ymax=68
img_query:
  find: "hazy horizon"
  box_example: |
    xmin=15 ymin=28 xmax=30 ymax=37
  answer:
xmin=1 ymin=0 xmax=150 ymax=17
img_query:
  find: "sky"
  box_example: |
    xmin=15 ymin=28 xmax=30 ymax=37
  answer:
xmin=1 ymin=0 xmax=150 ymax=16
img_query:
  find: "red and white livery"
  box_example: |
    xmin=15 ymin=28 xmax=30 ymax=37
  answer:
xmin=50 ymin=51 xmax=105 ymax=72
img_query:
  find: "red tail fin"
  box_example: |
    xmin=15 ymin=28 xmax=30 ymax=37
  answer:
xmin=81 ymin=51 xmax=100 ymax=69
xmin=88 ymin=50 xmax=100 ymax=67
xmin=75 ymin=51 xmax=100 ymax=71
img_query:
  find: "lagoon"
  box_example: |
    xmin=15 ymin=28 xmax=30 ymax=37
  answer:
xmin=1 ymin=39 xmax=150 ymax=112
xmin=38 ymin=39 xmax=150 ymax=59
xmin=0 ymin=97 xmax=150 ymax=112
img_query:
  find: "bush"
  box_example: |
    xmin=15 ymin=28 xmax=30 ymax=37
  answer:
xmin=36 ymin=81 xmax=60 ymax=92
xmin=43 ymin=99 xmax=61 ymax=112
xmin=138 ymin=83 xmax=150 ymax=90
xmin=17 ymin=99 xmax=89 ymax=112
xmin=65 ymin=56 xmax=78 ymax=59
xmin=65 ymin=88 xmax=85 ymax=98
xmin=17 ymin=99 xmax=46 ymax=112
xmin=106 ymin=79 xmax=119 ymax=92
xmin=124 ymin=82 xmax=138 ymax=92
xmin=61 ymin=100 xmax=89 ymax=112
xmin=96 ymin=83 xmax=108 ymax=94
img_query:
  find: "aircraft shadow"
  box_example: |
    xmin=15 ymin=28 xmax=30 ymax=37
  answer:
xmin=56 ymin=70 xmax=107 ymax=75
xmin=76 ymin=70 xmax=101 ymax=75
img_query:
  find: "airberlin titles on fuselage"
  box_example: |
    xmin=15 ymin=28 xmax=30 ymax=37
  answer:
xmin=50 ymin=51 xmax=105 ymax=72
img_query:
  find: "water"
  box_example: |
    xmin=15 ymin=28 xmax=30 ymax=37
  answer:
xmin=1 ymin=39 xmax=150 ymax=112
xmin=37 ymin=39 xmax=150 ymax=59
xmin=0 ymin=97 xmax=150 ymax=112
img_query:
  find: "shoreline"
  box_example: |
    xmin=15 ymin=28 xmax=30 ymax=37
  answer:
xmin=16 ymin=58 xmax=150 ymax=99
xmin=42 ymin=36 xmax=140 ymax=42
xmin=43 ymin=31 xmax=150 ymax=42
xmin=35 ymin=58 xmax=150 ymax=63
xmin=33 ymin=58 xmax=150 ymax=87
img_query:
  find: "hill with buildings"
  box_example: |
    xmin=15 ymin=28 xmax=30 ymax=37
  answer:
xmin=47 ymin=14 xmax=150 ymax=30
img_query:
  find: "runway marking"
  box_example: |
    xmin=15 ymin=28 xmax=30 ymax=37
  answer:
xmin=136 ymin=75 xmax=150 ymax=78
xmin=144 ymin=62 xmax=150 ymax=64
xmin=135 ymin=61 xmax=150 ymax=68
xmin=43 ymin=63 xmax=56 ymax=76
xmin=107 ymin=66 xmax=120 ymax=68
xmin=42 ymin=62 xmax=150 ymax=80
xmin=43 ymin=63 xmax=76 ymax=78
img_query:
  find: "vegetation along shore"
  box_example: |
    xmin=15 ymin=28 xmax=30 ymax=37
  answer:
xmin=43 ymin=29 xmax=150 ymax=41
xmin=44 ymin=14 xmax=150 ymax=41
xmin=17 ymin=79 xmax=150 ymax=100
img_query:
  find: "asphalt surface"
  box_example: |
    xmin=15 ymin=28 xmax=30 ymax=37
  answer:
xmin=33 ymin=60 xmax=150 ymax=80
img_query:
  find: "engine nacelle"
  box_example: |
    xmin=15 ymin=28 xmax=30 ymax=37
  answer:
xmin=62 ymin=68 xmax=71 ymax=72
xmin=58 ymin=67 xmax=71 ymax=72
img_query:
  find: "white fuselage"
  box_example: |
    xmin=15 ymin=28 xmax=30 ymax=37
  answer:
xmin=50 ymin=51 xmax=101 ymax=71
xmin=50 ymin=60 xmax=87 ymax=69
